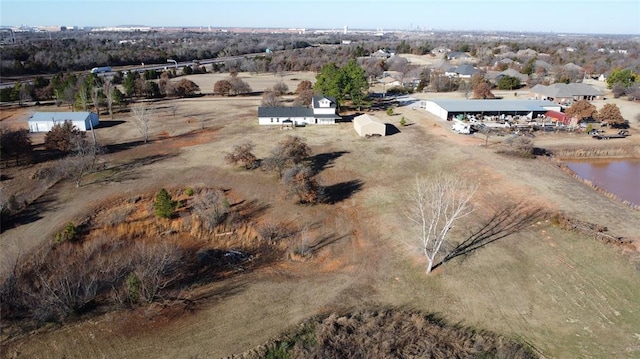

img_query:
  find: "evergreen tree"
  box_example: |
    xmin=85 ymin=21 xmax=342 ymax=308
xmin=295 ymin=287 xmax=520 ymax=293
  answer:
xmin=154 ymin=188 xmax=176 ymax=219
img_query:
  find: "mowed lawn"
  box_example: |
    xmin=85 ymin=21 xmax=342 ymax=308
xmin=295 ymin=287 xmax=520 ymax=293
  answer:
xmin=375 ymin=224 xmax=640 ymax=358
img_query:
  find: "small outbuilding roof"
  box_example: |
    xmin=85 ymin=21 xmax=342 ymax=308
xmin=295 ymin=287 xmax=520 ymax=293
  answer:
xmin=28 ymin=111 xmax=95 ymax=122
xmin=354 ymin=114 xmax=386 ymax=137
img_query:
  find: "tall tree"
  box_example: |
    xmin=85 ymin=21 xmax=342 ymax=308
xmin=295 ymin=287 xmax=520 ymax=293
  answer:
xmin=596 ymin=103 xmax=626 ymax=127
xmin=213 ymin=80 xmax=232 ymax=96
xmin=606 ymin=68 xmax=637 ymax=89
xmin=44 ymin=121 xmax=85 ymax=153
xmin=295 ymin=80 xmax=313 ymax=94
xmin=171 ymin=79 xmax=200 ymax=97
xmin=131 ymin=103 xmax=151 ymax=143
xmin=405 ymin=173 xmax=477 ymax=274
xmin=261 ymin=90 xmax=282 ymax=107
xmin=0 ymin=128 xmax=32 ymax=166
xmin=272 ymin=81 xmax=289 ymax=96
xmin=282 ymin=164 xmax=323 ymax=204
xmin=67 ymin=135 xmax=100 ymax=187
xmin=342 ymin=59 xmax=368 ymax=110
xmin=565 ymin=100 xmax=597 ymax=121
xmin=123 ymin=71 xmax=139 ymax=98
xmin=262 ymin=135 xmax=311 ymax=177
xmin=103 ymin=81 xmax=114 ymax=119
xmin=314 ymin=63 xmax=343 ymax=102
xmin=314 ymin=60 xmax=368 ymax=108
xmin=154 ymin=188 xmax=176 ymax=219
xmin=224 ymin=141 xmax=258 ymax=169
xmin=497 ymin=75 xmax=521 ymax=90
xmin=470 ymin=74 xmax=494 ymax=99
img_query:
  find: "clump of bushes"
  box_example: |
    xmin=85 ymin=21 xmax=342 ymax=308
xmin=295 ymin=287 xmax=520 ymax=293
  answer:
xmin=54 ymin=222 xmax=78 ymax=243
xmin=255 ymin=309 xmax=538 ymax=358
xmin=499 ymin=136 xmax=535 ymax=158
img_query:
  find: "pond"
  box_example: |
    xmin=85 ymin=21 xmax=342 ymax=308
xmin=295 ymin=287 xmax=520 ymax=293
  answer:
xmin=564 ymin=159 xmax=640 ymax=207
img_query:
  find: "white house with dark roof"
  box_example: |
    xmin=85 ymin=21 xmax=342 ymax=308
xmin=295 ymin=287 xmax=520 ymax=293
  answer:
xmin=258 ymin=95 xmax=341 ymax=126
xmin=28 ymin=111 xmax=99 ymax=133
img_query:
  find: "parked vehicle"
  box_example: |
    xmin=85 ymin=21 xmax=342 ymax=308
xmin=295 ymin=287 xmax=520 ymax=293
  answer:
xmin=90 ymin=66 xmax=112 ymax=74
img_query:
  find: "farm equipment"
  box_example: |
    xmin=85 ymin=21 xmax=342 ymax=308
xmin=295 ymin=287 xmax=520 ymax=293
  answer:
xmin=592 ymin=130 xmax=630 ymax=140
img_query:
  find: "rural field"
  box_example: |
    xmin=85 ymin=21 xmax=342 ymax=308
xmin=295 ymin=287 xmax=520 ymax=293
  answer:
xmin=1 ymin=71 xmax=640 ymax=358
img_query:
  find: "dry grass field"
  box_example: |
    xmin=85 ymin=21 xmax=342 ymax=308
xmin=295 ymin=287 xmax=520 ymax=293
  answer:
xmin=1 ymin=71 xmax=640 ymax=358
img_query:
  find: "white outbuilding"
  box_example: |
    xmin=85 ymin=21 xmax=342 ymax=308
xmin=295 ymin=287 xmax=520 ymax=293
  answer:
xmin=354 ymin=114 xmax=386 ymax=137
xmin=28 ymin=112 xmax=99 ymax=133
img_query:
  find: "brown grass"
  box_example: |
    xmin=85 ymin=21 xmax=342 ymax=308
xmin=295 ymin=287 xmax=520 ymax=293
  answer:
xmin=0 ymin=187 xmax=290 ymax=336
xmin=244 ymin=309 xmax=538 ymax=359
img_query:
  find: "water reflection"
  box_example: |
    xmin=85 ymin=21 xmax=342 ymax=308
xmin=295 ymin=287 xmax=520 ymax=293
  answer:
xmin=564 ymin=159 xmax=640 ymax=206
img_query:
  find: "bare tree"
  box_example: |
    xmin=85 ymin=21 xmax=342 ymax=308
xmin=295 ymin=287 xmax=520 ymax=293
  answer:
xmin=262 ymin=135 xmax=311 ymax=177
xmin=293 ymin=89 xmax=313 ymax=106
xmin=90 ymin=87 xmax=101 ymax=116
xmin=458 ymin=81 xmax=473 ymax=99
xmin=168 ymin=103 xmax=179 ymax=118
xmin=272 ymin=81 xmax=289 ymax=96
xmin=261 ymin=90 xmax=282 ymax=107
xmin=77 ymin=81 xmax=90 ymax=111
xmin=282 ymin=164 xmax=323 ymax=204
xmin=103 ymin=81 xmax=114 ymax=119
xmin=131 ymin=103 xmax=151 ymax=143
xmin=225 ymin=141 xmax=258 ymax=169
xmin=405 ymin=173 xmax=477 ymax=274
xmin=67 ymin=136 xmax=100 ymax=187
xmin=192 ymin=189 xmax=229 ymax=230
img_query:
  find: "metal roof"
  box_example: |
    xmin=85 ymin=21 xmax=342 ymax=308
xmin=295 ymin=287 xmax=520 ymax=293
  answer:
xmin=428 ymin=99 xmax=560 ymax=113
xmin=28 ymin=111 xmax=94 ymax=122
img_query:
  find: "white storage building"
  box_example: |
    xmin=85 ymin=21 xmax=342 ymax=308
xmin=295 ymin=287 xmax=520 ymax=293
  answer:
xmin=422 ymin=99 xmax=561 ymax=121
xmin=28 ymin=112 xmax=99 ymax=133
xmin=354 ymin=114 xmax=386 ymax=137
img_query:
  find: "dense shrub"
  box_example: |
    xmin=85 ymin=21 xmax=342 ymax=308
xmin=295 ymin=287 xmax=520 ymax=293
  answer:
xmin=255 ymin=309 xmax=538 ymax=359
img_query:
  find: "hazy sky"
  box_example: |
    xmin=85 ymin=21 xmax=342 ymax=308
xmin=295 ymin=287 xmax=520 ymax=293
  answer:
xmin=2 ymin=0 xmax=639 ymax=34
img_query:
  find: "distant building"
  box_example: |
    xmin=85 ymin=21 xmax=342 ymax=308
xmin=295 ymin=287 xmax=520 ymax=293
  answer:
xmin=28 ymin=112 xmax=99 ymax=133
xmin=445 ymin=64 xmax=478 ymax=78
xmin=446 ymin=52 xmax=471 ymax=60
xmin=371 ymin=49 xmax=394 ymax=59
xmin=486 ymin=68 xmax=529 ymax=85
xmin=529 ymin=83 xmax=602 ymax=103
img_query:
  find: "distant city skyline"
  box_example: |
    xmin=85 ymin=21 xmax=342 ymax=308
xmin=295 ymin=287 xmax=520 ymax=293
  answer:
xmin=2 ymin=0 xmax=639 ymax=35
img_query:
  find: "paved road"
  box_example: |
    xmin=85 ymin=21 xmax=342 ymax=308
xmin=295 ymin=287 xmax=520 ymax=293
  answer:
xmin=0 ymin=52 xmax=266 ymax=89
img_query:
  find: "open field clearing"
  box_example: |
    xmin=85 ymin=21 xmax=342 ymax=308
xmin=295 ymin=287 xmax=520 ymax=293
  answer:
xmin=1 ymin=71 xmax=640 ymax=358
